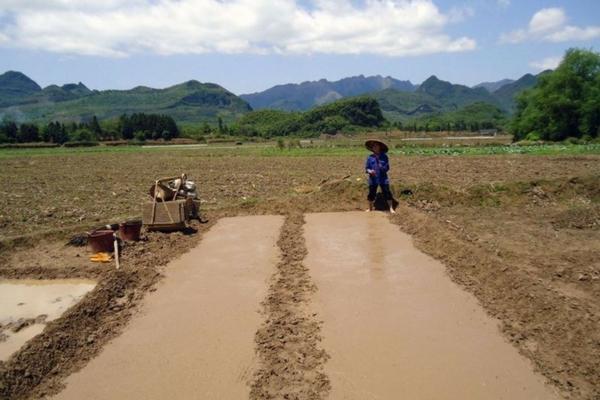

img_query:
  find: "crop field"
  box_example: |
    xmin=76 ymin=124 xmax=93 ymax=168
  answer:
xmin=1 ymin=143 xmax=599 ymax=399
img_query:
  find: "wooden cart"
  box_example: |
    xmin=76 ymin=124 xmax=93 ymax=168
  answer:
xmin=142 ymin=176 xmax=200 ymax=231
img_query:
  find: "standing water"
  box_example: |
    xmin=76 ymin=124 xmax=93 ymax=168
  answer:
xmin=0 ymin=279 xmax=96 ymax=361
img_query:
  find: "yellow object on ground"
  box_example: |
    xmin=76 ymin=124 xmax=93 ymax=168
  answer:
xmin=90 ymin=252 xmax=112 ymax=263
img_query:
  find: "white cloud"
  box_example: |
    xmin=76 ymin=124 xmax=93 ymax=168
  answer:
xmin=529 ymin=56 xmax=561 ymax=71
xmin=0 ymin=0 xmax=476 ymax=57
xmin=529 ymin=8 xmax=566 ymax=33
xmin=545 ymin=25 xmax=600 ymax=42
xmin=500 ymin=7 xmax=600 ymax=44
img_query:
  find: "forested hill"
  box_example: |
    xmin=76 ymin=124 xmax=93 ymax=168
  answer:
xmin=240 ymin=73 xmax=541 ymax=119
xmin=0 ymin=71 xmax=43 ymax=107
xmin=241 ymin=75 xmax=416 ymax=111
xmin=473 ymin=79 xmax=515 ymax=93
xmin=0 ymin=70 xmax=543 ymax=126
xmin=370 ymin=73 xmax=542 ymax=122
xmin=417 ymin=75 xmax=502 ymax=109
xmin=0 ymin=71 xmax=251 ymax=124
xmin=493 ymin=72 xmax=550 ymax=112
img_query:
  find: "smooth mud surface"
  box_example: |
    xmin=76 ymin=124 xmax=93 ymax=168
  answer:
xmin=0 ymin=279 xmax=96 ymax=361
xmin=304 ymin=211 xmax=561 ymax=400
xmin=53 ymin=216 xmax=282 ymax=400
xmin=31 ymin=211 xmax=586 ymax=399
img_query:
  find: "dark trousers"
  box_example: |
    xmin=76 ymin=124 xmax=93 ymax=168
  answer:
xmin=368 ymin=184 xmax=392 ymax=201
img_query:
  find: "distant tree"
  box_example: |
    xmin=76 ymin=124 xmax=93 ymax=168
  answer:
xmin=134 ymin=131 xmax=146 ymax=142
xmin=0 ymin=119 xmax=18 ymax=143
xmin=233 ymin=124 xmax=258 ymax=137
xmin=89 ymin=116 xmax=103 ymax=137
xmin=63 ymin=122 xmax=79 ymax=135
xmin=119 ymin=114 xmax=134 ymax=139
xmin=162 ymin=130 xmax=174 ymax=141
xmin=118 ymin=113 xmax=179 ymax=140
xmin=512 ymin=48 xmax=600 ymax=141
xmin=217 ymin=117 xmax=230 ymax=135
xmin=42 ymin=121 xmax=69 ymax=144
xmin=316 ymin=115 xmax=346 ymax=134
xmin=69 ymin=128 xmax=96 ymax=142
xmin=17 ymin=123 xmax=40 ymax=143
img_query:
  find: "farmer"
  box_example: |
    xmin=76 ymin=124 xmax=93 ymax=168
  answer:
xmin=365 ymin=139 xmax=395 ymax=213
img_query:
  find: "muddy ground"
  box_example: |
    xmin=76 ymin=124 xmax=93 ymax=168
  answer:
xmin=0 ymin=150 xmax=599 ymax=399
xmin=251 ymin=213 xmax=330 ymax=399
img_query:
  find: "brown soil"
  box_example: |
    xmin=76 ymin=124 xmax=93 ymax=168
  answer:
xmin=0 ymin=151 xmax=599 ymax=399
xmin=0 ymin=217 xmax=219 ymax=399
xmin=53 ymin=215 xmax=283 ymax=399
xmin=387 ymin=179 xmax=600 ymax=400
xmin=251 ymin=213 xmax=330 ymax=399
xmin=1 ymin=153 xmax=597 ymax=241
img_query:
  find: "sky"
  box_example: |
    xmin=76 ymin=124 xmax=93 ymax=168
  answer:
xmin=0 ymin=0 xmax=598 ymax=94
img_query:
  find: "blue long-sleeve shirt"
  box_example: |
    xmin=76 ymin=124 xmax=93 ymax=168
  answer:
xmin=365 ymin=153 xmax=390 ymax=185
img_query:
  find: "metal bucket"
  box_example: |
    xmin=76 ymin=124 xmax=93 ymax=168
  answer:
xmin=119 ymin=220 xmax=142 ymax=241
xmin=88 ymin=230 xmax=115 ymax=253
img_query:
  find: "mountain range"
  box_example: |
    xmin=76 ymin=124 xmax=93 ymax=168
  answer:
xmin=473 ymin=79 xmax=515 ymax=93
xmin=241 ymin=73 xmax=545 ymax=119
xmin=240 ymin=75 xmax=416 ymax=111
xmin=0 ymin=71 xmax=251 ymax=124
xmin=0 ymin=70 xmax=545 ymax=125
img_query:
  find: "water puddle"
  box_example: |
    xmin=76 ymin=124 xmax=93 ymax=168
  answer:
xmin=0 ymin=279 xmax=96 ymax=361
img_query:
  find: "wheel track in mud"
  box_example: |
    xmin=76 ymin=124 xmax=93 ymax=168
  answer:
xmin=250 ymin=212 xmax=330 ymax=399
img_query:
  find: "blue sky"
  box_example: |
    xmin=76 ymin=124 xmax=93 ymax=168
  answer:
xmin=0 ymin=0 xmax=598 ymax=94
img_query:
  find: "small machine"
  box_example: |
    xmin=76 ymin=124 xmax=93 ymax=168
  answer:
xmin=142 ymin=174 xmax=202 ymax=231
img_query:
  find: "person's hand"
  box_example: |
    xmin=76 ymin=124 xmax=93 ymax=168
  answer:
xmin=367 ymin=169 xmax=376 ymax=176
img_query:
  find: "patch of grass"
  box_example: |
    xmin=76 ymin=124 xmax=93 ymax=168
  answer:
xmin=391 ymin=144 xmax=600 ymax=157
xmin=258 ymin=143 xmax=600 ymax=157
xmin=1 ymin=142 xmax=599 ymax=160
xmin=239 ymin=196 xmax=260 ymax=208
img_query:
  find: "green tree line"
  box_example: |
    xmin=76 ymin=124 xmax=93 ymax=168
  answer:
xmin=392 ymin=102 xmax=507 ymax=132
xmin=0 ymin=113 xmax=180 ymax=144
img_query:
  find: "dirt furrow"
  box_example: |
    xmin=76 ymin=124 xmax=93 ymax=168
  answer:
xmin=389 ymin=206 xmax=599 ymax=399
xmin=250 ymin=213 xmax=330 ymax=400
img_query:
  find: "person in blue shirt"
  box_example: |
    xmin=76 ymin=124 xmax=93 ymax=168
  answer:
xmin=365 ymin=139 xmax=395 ymax=213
